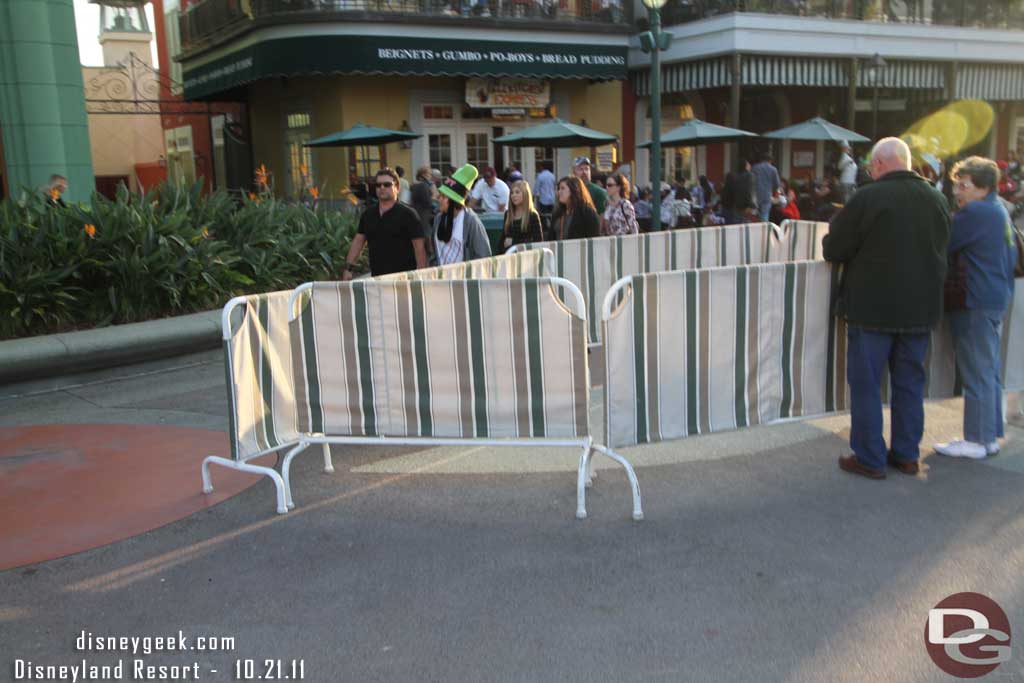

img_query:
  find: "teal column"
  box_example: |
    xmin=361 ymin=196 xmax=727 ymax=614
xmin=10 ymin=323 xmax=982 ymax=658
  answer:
xmin=0 ymin=0 xmax=94 ymax=203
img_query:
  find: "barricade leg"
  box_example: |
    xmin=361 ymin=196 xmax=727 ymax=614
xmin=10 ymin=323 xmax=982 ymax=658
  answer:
xmin=280 ymin=442 xmax=314 ymax=510
xmin=322 ymin=443 xmax=335 ymax=473
xmin=591 ymin=444 xmax=644 ymax=521
xmin=202 ymin=455 xmax=289 ymax=515
xmin=576 ymin=440 xmax=593 ymax=520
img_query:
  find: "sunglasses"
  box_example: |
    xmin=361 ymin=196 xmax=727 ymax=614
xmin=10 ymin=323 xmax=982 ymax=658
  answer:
xmin=377 ymin=181 xmax=395 ymax=188
xmin=606 ymin=181 xmax=617 ymax=186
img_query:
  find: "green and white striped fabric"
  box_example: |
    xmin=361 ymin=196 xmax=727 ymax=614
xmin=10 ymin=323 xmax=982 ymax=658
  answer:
xmin=604 ymin=261 xmax=834 ymax=447
xmin=374 ymin=248 xmax=552 ymax=282
xmin=777 ymin=220 xmax=829 ymax=262
xmin=515 ymin=223 xmax=781 ymax=343
xmin=291 ymin=278 xmax=590 ymax=440
xmin=225 ymin=291 xmax=302 ymax=461
xmin=603 ymin=262 xmax=1024 ymax=449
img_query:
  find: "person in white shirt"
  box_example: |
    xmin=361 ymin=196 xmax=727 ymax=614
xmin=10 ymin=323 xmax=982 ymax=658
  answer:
xmin=469 ymin=166 xmax=510 ymax=213
xmin=837 ymin=141 xmax=858 ymax=203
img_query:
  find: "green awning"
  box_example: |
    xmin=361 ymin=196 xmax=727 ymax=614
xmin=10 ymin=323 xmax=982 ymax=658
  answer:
xmin=183 ymin=35 xmax=628 ymax=100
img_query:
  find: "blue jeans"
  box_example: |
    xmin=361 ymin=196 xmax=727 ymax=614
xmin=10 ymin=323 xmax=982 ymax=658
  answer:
xmin=847 ymin=327 xmax=930 ymax=470
xmin=949 ymin=309 xmax=1005 ymax=444
xmin=757 ymin=200 xmax=772 ymax=222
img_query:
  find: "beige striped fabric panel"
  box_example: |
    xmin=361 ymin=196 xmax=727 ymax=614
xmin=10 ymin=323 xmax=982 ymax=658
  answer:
xmin=1001 ymin=279 xmax=1024 ymax=392
xmin=227 ymin=291 xmax=302 ymax=461
xmin=519 ymin=223 xmax=779 ymax=343
xmin=604 ymin=261 xmax=833 ymax=448
xmin=374 ymin=248 xmax=551 ymax=282
xmin=778 ymin=220 xmax=829 ymax=262
xmin=291 ymin=279 xmax=589 ymax=440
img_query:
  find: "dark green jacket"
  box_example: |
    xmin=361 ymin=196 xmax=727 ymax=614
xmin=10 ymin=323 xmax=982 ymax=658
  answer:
xmin=823 ymin=170 xmax=951 ymax=331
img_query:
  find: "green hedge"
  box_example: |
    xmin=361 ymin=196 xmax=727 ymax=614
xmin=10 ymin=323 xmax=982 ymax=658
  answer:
xmin=0 ymin=182 xmax=360 ymax=339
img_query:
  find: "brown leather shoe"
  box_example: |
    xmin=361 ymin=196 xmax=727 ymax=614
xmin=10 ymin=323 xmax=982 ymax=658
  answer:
xmin=838 ymin=454 xmax=886 ymax=479
xmin=886 ymin=451 xmax=920 ymax=475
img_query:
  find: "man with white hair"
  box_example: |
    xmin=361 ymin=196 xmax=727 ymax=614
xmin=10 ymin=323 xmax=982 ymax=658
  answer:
xmin=823 ymin=137 xmax=951 ymax=480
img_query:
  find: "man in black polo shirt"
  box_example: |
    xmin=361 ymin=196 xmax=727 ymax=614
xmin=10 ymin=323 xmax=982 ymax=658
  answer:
xmin=342 ymin=168 xmax=428 ymax=278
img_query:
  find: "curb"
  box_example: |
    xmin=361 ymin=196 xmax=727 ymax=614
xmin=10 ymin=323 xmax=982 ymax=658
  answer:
xmin=0 ymin=310 xmax=222 ymax=385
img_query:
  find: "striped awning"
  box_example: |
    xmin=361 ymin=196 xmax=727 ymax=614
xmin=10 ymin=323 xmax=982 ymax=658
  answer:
xmin=856 ymin=60 xmax=945 ymax=89
xmin=633 ymin=58 xmax=731 ymax=96
xmin=635 ymin=56 xmax=950 ymax=96
xmin=956 ymin=63 xmax=1024 ymax=101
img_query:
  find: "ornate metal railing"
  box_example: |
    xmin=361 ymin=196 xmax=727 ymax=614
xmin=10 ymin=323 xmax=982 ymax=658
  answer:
xmin=181 ymin=0 xmax=631 ymax=52
xmin=653 ymin=0 xmax=1024 ymax=30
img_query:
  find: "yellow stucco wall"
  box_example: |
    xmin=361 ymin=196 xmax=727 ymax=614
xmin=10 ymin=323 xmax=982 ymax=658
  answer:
xmin=249 ymin=75 xmax=624 ymax=195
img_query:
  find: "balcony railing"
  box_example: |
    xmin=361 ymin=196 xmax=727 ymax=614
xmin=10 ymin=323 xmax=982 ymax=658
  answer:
xmin=181 ymin=0 xmax=631 ymax=52
xmin=653 ymin=0 xmax=1024 ymax=30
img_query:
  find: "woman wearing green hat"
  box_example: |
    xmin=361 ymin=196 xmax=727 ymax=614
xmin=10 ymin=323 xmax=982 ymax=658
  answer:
xmin=430 ymin=164 xmax=493 ymax=266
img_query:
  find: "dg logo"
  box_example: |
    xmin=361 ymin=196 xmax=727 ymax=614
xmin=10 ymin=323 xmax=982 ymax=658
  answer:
xmin=925 ymin=592 xmax=1012 ymax=678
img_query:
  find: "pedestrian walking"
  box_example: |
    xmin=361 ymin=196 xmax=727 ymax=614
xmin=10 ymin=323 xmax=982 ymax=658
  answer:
xmin=410 ymin=165 xmax=437 ymax=233
xmin=342 ymin=167 xmax=429 ymax=278
xmin=551 ymin=176 xmax=599 ymax=241
xmin=573 ymin=156 xmax=607 ymax=214
xmin=837 ymin=141 xmax=858 ymax=203
xmin=430 ymin=163 xmax=492 ymax=265
xmin=751 ymin=153 xmax=781 ymax=222
xmin=469 ymin=166 xmax=509 ymax=213
xmin=501 ymin=180 xmax=545 ymax=252
xmin=601 ymin=172 xmax=639 ymax=236
xmin=534 ymin=161 xmax=556 ymax=217
xmin=823 ymin=138 xmax=951 ymax=479
xmin=721 ymin=161 xmax=755 ymax=225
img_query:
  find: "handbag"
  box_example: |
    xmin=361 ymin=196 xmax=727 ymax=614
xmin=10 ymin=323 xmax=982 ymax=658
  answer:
xmin=944 ymin=252 xmax=967 ymax=312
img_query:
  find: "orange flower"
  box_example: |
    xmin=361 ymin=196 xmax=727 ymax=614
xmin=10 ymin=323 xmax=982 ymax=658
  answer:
xmin=83 ymin=223 xmax=96 ymax=238
xmin=201 ymin=226 xmax=210 ymax=239
xmin=248 ymin=191 xmax=257 ymax=201
xmin=50 ymin=188 xmax=61 ymax=201
xmin=254 ymin=163 xmax=270 ymax=188
xmin=309 ymin=187 xmax=319 ymax=199
xmin=300 ymin=163 xmax=308 ymax=176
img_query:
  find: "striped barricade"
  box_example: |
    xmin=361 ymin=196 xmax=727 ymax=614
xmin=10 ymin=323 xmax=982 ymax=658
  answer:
xmin=287 ymin=278 xmax=641 ymax=520
xmin=601 ymin=261 xmax=1024 ymax=450
xmin=777 ymin=219 xmax=830 ymax=262
xmin=375 ymin=247 xmax=552 ymax=282
xmin=509 ymin=223 xmax=782 ymax=344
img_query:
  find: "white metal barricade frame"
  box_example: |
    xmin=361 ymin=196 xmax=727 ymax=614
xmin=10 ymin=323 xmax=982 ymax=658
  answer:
xmin=201 ymin=295 xmax=330 ymax=514
xmin=273 ymin=277 xmax=643 ymax=521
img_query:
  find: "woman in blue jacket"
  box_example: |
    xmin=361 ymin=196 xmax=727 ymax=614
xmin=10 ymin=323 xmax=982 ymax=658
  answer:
xmin=935 ymin=156 xmax=1018 ymax=459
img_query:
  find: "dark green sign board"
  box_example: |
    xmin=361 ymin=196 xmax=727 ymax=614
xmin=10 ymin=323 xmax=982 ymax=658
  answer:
xmin=183 ymin=35 xmax=628 ymax=99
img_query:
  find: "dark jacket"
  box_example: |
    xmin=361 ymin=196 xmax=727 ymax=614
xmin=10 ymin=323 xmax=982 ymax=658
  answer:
xmin=823 ymin=170 xmax=951 ymax=331
xmin=501 ymin=209 xmax=545 ymax=251
xmin=722 ymin=171 xmax=755 ymax=211
xmin=948 ymin=192 xmax=1017 ymax=312
xmin=551 ymin=206 xmax=600 ymax=241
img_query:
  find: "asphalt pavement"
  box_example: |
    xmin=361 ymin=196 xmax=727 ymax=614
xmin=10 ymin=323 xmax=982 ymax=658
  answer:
xmin=1 ymin=350 xmax=1023 ymax=682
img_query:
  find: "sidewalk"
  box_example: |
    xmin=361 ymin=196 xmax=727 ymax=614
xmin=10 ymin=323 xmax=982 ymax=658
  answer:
xmin=1 ymin=351 xmax=1022 ymax=682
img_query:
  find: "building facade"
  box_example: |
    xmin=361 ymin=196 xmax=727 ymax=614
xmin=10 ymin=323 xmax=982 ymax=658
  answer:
xmin=176 ymin=0 xmax=631 ymax=198
xmin=628 ymin=1 xmax=1024 ymax=187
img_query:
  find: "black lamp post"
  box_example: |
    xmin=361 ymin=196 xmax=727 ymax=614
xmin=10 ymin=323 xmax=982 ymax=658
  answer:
xmin=639 ymin=0 xmax=671 ymax=230
xmin=867 ymin=53 xmax=887 ymax=141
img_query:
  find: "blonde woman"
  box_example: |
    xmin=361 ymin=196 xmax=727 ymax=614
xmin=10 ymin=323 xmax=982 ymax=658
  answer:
xmin=501 ymin=180 xmax=545 ymax=252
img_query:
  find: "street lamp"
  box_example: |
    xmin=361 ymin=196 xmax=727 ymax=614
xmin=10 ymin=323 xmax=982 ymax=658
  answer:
xmin=639 ymin=0 xmax=671 ymax=230
xmin=867 ymin=53 xmax=887 ymax=141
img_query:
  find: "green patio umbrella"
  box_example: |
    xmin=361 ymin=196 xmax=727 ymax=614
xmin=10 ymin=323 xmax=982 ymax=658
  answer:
xmin=762 ymin=117 xmax=870 ymax=143
xmin=638 ymin=119 xmax=758 ymax=148
xmin=305 ymin=123 xmax=421 ymax=147
xmin=493 ymin=118 xmax=617 ymax=148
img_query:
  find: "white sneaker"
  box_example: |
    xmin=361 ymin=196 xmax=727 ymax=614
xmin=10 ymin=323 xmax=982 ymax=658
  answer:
xmin=986 ymin=441 xmax=1000 ymax=456
xmin=934 ymin=440 xmax=988 ymax=459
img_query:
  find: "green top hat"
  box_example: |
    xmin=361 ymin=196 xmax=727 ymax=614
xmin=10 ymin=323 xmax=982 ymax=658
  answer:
xmin=439 ymin=163 xmax=479 ymax=206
